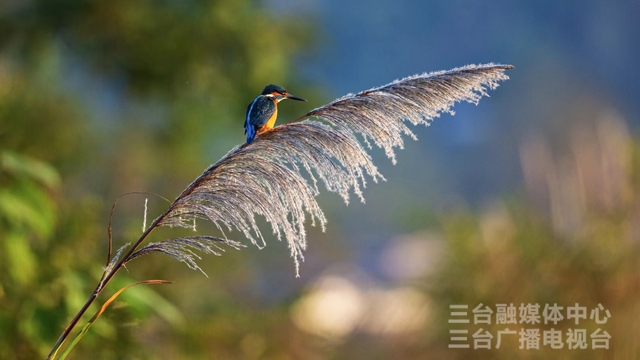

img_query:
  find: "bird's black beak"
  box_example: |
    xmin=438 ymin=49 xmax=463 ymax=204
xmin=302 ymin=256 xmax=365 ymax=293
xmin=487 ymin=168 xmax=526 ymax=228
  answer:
xmin=285 ymin=93 xmax=306 ymax=102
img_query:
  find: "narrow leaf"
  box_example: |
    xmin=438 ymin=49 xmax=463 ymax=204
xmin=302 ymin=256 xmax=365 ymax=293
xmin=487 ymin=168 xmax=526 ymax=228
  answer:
xmin=53 ymin=280 xmax=172 ymax=360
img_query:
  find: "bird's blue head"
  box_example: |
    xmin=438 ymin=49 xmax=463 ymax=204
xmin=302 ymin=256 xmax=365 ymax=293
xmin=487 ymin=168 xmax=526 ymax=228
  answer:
xmin=261 ymin=84 xmax=306 ymax=102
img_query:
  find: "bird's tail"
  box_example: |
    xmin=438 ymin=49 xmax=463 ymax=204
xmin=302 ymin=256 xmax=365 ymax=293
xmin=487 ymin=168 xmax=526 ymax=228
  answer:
xmin=245 ymin=124 xmax=256 ymax=144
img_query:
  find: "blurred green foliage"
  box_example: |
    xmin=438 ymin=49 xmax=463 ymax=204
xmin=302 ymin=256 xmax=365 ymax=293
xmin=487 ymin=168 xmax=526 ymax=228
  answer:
xmin=0 ymin=0 xmax=313 ymax=358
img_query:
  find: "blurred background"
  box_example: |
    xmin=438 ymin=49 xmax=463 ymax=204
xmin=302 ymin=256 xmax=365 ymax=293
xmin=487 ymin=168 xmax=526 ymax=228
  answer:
xmin=1 ymin=0 xmax=639 ymax=359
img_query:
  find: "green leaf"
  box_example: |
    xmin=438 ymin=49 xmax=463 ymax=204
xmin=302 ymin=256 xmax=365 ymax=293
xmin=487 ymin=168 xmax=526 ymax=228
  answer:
xmin=0 ymin=185 xmax=56 ymax=238
xmin=4 ymin=232 xmax=37 ymax=285
xmin=1 ymin=150 xmax=61 ymax=189
xmin=51 ymin=280 xmax=172 ymax=360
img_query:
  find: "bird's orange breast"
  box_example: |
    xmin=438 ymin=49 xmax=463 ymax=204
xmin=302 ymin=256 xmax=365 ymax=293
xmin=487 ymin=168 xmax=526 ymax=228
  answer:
xmin=257 ymin=106 xmax=278 ymax=134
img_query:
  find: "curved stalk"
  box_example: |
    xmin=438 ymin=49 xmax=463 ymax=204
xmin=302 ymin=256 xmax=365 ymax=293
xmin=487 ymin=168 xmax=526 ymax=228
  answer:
xmin=46 ymin=209 xmax=170 ymax=360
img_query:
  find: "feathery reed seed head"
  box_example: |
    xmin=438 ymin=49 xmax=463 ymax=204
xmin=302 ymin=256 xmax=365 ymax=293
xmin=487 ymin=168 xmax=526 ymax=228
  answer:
xmin=134 ymin=63 xmax=513 ymax=276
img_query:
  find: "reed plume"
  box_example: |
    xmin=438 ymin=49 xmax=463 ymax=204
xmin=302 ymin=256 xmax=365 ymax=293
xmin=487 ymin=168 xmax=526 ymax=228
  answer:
xmin=48 ymin=63 xmax=512 ymax=359
xmin=141 ymin=63 xmax=513 ymax=274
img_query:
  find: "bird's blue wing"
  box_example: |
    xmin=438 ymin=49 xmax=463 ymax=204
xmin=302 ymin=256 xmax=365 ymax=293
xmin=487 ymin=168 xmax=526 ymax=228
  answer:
xmin=248 ymin=97 xmax=276 ymax=128
xmin=245 ymin=96 xmax=276 ymax=143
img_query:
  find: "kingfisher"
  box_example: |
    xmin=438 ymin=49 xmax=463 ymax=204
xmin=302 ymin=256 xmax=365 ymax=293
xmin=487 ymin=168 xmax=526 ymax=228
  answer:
xmin=244 ymin=84 xmax=306 ymax=144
